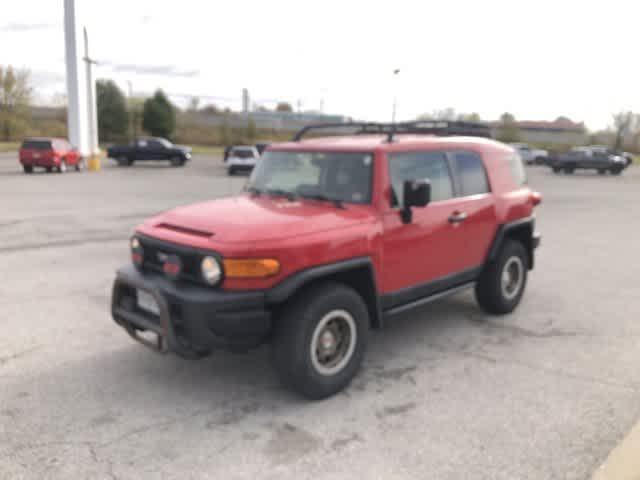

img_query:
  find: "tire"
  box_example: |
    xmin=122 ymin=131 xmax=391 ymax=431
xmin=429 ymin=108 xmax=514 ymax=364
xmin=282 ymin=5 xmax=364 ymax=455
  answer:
xmin=23 ymin=165 xmax=33 ymax=174
xmin=57 ymin=160 xmax=67 ymax=173
xmin=475 ymin=239 xmax=528 ymax=315
xmin=598 ymin=169 xmax=606 ymax=175
xmin=170 ymin=156 xmax=185 ymax=167
xmin=117 ymin=155 xmax=132 ymax=167
xmin=552 ymin=167 xmax=561 ymax=174
xmin=46 ymin=167 xmax=53 ymax=173
xmin=563 ymin=166 xmax=574 ymax=174
xmin=227 ymin=167 xmax=235 ymax=176
xmin=272 ymin=282 xmax=370 ymax=400
xmin=610 ymin=167 xmax=622 ymax=175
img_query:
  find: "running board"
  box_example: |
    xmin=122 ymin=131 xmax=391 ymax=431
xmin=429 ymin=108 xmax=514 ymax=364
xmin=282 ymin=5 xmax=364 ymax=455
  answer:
xmin=382 ymin=282 xmax=475 ymax=318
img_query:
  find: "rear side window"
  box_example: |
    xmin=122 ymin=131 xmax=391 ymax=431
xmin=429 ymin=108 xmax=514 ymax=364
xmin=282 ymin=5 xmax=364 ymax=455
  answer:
xmin=21 ymin=140 xmax=52 ymax=150
xmin=388 ymin=151 xmax=453 ymax=207
xmin=453 ymin=152 xmax=490 ymax=196
xmin=508 ymin=153 xmax=527 ymax=186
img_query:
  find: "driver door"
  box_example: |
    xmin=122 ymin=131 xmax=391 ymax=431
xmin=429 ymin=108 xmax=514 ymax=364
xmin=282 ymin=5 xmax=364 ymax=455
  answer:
xmin=381 ymin=151 xmax=470 ymax=307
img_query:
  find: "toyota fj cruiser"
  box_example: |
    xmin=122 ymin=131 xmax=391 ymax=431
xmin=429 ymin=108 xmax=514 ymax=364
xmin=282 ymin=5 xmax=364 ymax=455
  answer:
xmin=111 ymin=121 xmax=542 ymax=399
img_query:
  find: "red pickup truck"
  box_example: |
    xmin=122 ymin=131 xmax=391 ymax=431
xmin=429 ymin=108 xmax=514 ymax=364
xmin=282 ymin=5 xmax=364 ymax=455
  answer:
xmin=111 ymin=121 xmax=542 ymax=399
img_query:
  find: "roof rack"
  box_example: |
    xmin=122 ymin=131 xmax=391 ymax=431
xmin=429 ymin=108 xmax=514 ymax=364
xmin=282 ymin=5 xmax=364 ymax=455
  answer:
xmin=292 ymin=120 xmax=492 ymax=142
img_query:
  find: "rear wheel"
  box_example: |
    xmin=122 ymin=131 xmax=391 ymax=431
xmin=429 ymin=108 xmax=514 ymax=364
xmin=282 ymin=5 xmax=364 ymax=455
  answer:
xmin=272 ymin=283 xmax=369 ymax=399
xmin=23 ymin=165 xmax=33 ymax=174
xmin=552 ymin=167 xmax=561 ymax=174
xmin=227 ymin=167 xmax=235 ymax=176
xmin=563 ymin=166 xmax=575 ymax=174
xmin=117 ymin=155 xmax=132 ymax=167
xmin=45 ymin=167 xmax=53 ymax=173
xmin=598 ymin=169 xmax=606 ymax=175
xmin=475 ymin=240 xmax=528 ymax=315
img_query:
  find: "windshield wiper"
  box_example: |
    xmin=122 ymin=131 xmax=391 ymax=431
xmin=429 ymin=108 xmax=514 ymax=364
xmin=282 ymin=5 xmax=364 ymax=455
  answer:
xmin=299 ymin=193 xmax=345 ymax=209
xmin=245 ymin=186 xmax=263 ymax=196
xmin=264 ymin=188 xmax=297 ymax=201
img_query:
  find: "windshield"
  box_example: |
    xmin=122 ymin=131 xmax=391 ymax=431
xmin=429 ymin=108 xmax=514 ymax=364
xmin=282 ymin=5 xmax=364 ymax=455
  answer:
xmin=230 ymin=148 xmax=256 ymax=159
xmin=247 ymin=151 xmax=373 ymax=204
xmin=157 ymin=138 xmax=173 ymax=148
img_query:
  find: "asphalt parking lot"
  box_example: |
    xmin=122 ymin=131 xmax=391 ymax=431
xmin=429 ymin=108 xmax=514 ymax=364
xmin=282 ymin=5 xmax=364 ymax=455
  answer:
xmin=1 ymin=152 xmax=640 ymax=480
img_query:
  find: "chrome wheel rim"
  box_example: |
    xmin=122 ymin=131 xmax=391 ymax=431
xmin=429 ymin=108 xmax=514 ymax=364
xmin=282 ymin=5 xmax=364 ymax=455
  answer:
xmin=501 ymin=256 xmax=524 ymax=300
xmin=310 ymin=309 xmax=357 ymax=376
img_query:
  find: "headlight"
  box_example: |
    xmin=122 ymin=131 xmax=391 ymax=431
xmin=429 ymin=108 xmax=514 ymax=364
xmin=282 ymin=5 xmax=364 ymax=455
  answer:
xmin=201 ymin=256 xmax=222 ymax=285
xmin=130 ymin=236 xmax=143 ymax=267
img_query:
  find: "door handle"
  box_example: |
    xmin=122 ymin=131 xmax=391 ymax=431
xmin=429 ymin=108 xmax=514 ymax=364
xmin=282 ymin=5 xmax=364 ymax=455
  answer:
xmin=448 ymin=211 xmax=467 ymax=224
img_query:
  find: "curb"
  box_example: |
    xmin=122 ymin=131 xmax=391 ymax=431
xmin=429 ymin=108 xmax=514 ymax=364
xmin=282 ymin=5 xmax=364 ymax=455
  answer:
xmin=592 ymin=420 xmax=640 ymax=480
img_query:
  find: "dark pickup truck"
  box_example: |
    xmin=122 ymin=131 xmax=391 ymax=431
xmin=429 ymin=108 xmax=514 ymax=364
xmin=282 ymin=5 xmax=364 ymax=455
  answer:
xmin=107 ymin=137 xmax=192 ymax=167
xmin=550 ymin=146 xmax=629 ymax=175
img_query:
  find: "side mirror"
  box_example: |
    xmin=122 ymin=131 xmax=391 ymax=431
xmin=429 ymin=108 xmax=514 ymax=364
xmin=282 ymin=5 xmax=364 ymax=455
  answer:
xmin=401 ymin=179 xmax=431 ymax=224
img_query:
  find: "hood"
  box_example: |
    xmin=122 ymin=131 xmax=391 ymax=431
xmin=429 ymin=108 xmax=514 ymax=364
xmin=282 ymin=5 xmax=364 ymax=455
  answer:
xmin=141 ymin=195 xmax=375 ymax=244
xmin=175 ymin=145 xmax=192 ymax=153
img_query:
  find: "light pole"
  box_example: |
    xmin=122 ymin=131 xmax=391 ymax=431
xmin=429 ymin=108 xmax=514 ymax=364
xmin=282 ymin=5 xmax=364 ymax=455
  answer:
xmin=83 ymin=26 xmax=100 ymax=170
xmin=391 ymin=68 xmax=400 ymax=124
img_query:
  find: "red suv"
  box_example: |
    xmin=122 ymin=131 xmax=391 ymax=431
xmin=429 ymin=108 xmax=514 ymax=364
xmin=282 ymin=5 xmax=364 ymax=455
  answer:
xmin=19 ymin=137 xmax=82 ymax=174
xmin=111 ymin=121 xmax=542 ymax=399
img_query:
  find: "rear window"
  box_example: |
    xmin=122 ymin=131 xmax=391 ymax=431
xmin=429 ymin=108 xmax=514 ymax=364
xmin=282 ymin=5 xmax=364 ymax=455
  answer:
xmin=21 ymin=140 xmax=52 ymax=150
xmin=508 ymin=153 xmax=527 ymax=186
xmin=453 ymin=151 xmax=490 ymax=196
xmin=231 ymin=148 xmax=256 ymax=159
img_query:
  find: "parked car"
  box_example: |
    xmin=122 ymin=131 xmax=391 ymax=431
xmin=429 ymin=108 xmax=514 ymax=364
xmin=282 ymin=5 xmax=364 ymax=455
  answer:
xmin=107 ymin=138 xmax=191 ymax=167
xmin=111 ymin=121 xmax=542 ymax=399
xmin=510 ymin=143 xmax=549 ymax=165
xmin=550 ymin=146 xmax=628 ymax=175
xmin=19 ymin=137 xmax=83 ymax=174
xmin=224 ymin=145 xmax=260 ymax=175
xmin=588 ymin=145 xmax=634 ymax=168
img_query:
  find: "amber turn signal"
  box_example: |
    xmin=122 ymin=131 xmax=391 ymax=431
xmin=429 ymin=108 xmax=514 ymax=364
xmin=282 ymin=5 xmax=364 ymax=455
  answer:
xmin=223 ymin=258 xmax=280 ymax=278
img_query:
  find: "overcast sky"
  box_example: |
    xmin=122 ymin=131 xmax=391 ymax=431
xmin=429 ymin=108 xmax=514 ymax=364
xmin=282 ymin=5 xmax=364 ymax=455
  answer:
xmin=1 ymin=0 xmax=637 ymax=130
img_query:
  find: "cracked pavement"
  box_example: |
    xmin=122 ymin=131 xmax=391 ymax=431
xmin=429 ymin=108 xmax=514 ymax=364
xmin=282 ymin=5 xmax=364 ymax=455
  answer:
xmin=1 ymin=153 xmax=640 ymax=479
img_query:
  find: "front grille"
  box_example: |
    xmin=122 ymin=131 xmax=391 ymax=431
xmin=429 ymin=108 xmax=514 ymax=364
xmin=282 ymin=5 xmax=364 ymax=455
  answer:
xmin=138 ymin=236 xmax=219 ymax=285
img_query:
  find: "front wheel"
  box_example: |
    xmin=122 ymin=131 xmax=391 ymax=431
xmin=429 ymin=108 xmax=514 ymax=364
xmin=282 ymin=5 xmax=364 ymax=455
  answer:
xmin=272 ymin=283 xmax=369 ymax=400
xmin=23 ymin=165 xmax=33 ymax=174
xmin=552 ymin=166 xmax=561 ymax=174
xmin=170 ymin=156 xmax=185 ymax=167
xmin=610 ymin=166 xmax=622 ymax=175
xmin=598 ymin=169 xmax=607 ymax=175
xmin=475 ymin=240 xmax=528 ymax=315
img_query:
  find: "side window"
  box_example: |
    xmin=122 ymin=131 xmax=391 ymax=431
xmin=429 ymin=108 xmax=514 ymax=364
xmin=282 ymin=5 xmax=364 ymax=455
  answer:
xmin=508 ymin=153 xmax=527 ymax=186
xmin=388 ymin=151 xmax=453 ymax=207
xmin=453 ymin=152 xmax=490 ymax=196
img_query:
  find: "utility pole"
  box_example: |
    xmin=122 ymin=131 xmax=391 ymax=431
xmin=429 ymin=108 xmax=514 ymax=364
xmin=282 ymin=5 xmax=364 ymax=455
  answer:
xmin=82 ymin=26 xmax=100 ymax=170
xmin=391 ymin=69 xmax=400 ymax=124
xmin=127 ymin=80 xmax=136 ymax=141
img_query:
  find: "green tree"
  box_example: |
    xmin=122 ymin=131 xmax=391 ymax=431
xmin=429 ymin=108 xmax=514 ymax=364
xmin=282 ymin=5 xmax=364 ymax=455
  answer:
xmin=246 ymin=117 xmax=257 ymax=142
xmin=458 ymin=112 xmax=482 ymax=122
xmin=142 ymin=89 xmax=176 ymax=138
xmin=276 ymin=102 xmax=293 ymax=112
xmin=96 ymin=79 xmax=128 ymax=142
xmin=218 ymin=116 xmax=232 ymax=145
xmin=612 ymin=111 xmax=633 ymax=151
xmin=0 ymin=65 xmax=32 ymax=141
xmin=496 ymin=112 xmax=520 ymax=142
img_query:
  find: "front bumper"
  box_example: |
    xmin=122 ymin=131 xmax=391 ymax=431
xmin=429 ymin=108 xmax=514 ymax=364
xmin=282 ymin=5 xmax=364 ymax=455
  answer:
xmin=111 ymin=265 xmax=271 ymax=357
xmin=533 ymin=231 xmax=541 ymax=249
